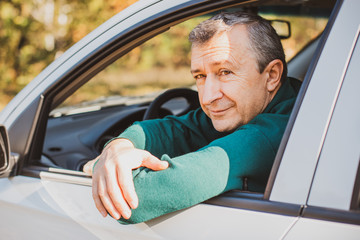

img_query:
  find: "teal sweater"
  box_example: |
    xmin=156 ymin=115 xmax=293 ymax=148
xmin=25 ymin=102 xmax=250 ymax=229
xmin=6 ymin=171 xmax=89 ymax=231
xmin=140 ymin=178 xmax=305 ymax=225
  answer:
xmin=115 ymin=78 xmax=300 ymax=224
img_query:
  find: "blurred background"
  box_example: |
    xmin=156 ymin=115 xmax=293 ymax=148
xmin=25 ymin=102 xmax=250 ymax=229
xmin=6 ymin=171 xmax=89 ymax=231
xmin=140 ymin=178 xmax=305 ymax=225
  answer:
xmin=0 ymin=0 xmax=327 ymax=111
xmin=0 ymin=0 xmax=138 ymax=110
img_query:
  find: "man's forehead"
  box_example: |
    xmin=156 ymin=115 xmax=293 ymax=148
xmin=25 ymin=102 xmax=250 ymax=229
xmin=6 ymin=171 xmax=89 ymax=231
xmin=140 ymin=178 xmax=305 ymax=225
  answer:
xmin=191 ymin=25 xmax=249 ymax=54
xmin=192 ymin=24 xmax=248 ymax=46
xmin=190 ymin=25 xmax=250 ymax=70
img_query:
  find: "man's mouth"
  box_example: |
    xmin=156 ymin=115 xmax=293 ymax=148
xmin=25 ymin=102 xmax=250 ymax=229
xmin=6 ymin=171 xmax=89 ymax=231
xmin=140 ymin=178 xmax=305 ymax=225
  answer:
xmin=208 ymin=107 xmax=231 ymax=116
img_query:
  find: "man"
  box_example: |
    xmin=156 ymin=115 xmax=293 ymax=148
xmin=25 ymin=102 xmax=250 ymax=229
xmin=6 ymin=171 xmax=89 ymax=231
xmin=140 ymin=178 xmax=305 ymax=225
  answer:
xmin=84 ymin=11 xmax=301 ymax=224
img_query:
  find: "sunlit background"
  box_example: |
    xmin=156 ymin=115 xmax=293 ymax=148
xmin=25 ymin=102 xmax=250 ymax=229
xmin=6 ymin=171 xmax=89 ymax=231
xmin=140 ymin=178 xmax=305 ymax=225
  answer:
xmin=0 ymin=0 xmax=137 ymax=110
xmin=0 ymin=0 xmax=327 ymax=111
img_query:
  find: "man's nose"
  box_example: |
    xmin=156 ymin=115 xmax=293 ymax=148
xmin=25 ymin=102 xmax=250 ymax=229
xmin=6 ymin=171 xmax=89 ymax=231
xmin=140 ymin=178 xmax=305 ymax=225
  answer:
xmin=201 ymin=75 xmax=223 ymax=105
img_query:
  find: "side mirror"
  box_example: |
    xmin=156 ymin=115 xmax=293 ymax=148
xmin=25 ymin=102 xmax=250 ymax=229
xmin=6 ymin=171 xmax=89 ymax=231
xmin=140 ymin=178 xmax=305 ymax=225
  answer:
xmin=270 ymin=19 xmax=291 ymax=39
xmin=0 ymin=125 xmax=10 ymax=171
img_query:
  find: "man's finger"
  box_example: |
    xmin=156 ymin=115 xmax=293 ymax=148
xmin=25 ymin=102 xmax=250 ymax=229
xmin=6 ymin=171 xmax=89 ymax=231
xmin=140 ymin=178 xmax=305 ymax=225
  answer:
xmin=104 ymin=168 xmax=132 ymax=219
xmin=96 ymin=175 xmax=122 ymax=219
xmin=117 ymin=168 xmax=138 ymax=209
xmin=83 ymin=159 xmax=96 ymax=175
xmin=142 ymin=154 xmax=169 ymax=171
xmin=92 ymin=175 xmax=110 ymax=218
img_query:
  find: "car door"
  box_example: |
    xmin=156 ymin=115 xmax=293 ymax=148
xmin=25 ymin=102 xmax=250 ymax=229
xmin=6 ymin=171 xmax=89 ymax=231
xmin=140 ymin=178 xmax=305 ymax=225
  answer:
xmin=0 ymin=0 xmax=343 ymax=239
xmin=284 ymin=1 xmax=360 ymax=237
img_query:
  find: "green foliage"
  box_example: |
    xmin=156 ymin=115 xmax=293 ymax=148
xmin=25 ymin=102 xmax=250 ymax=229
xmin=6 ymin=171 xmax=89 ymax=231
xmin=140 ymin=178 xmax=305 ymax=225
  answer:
xmin=113 ymin=16 xmax=208 ymax=71
xmin=0 ymin=0 xmax=137 ymax=109
xmin=61 ymin=17 xmax=209 ymax=106
xmin=0 ymin=1 xmax=328 ymax=110
xmin=1 ymin=1 xmax=44 ymax=95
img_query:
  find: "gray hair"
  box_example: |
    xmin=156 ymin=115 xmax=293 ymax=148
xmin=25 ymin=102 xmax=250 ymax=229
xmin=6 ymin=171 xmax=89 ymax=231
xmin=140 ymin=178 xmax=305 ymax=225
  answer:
xmin=189 ymin=11 xmax=287 ymax=82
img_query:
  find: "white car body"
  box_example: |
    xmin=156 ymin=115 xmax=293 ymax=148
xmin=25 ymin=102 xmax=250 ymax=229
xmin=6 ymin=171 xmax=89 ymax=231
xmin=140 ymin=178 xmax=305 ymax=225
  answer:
xmin=0 ymin=0 xmax=359 ymax=239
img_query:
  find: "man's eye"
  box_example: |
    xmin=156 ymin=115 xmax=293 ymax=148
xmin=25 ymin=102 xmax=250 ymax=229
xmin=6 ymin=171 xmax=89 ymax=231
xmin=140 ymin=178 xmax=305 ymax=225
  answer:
xmin=220 ymin=70 xmax=231 ymax=75
xmin=194 ymin=74 xmax=205 ymax=80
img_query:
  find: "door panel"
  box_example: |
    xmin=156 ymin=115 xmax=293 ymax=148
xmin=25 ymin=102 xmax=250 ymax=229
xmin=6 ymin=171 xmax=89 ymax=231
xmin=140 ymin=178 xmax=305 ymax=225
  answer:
xmin=0 ymin=176 xmax=297 ymax=239
xmin=0 ymin=176 xmax=160 ymax=240
xmin=284 ymin=218 xmax=360 ymax=240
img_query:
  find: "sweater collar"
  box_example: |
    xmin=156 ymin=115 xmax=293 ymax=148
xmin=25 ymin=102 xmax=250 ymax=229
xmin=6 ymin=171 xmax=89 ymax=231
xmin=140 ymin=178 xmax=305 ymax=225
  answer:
xmin=262 ymin=77 xmax=301 ymax=114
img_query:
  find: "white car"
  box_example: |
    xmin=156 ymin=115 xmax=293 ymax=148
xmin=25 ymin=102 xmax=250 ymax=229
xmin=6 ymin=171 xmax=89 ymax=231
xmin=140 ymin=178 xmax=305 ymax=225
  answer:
xmin=0 ymin=0 xmax=359 ymax=239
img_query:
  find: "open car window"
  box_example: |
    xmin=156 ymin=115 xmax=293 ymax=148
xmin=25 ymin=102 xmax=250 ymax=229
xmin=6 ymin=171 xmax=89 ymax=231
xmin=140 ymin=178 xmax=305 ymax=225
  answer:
xmin=51 ymin=9 xmax=327 ymax=117
xmin=40 ymin=4 xmax=331 ymax=189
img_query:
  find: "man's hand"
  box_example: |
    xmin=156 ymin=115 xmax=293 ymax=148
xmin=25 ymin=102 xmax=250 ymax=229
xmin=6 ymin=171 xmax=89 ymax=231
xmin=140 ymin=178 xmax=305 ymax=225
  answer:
xmin=83 ymin=138 xmax=169 ymax=220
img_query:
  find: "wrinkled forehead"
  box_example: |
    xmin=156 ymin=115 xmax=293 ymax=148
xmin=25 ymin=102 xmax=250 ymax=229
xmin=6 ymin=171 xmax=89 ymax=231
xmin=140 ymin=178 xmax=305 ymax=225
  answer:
xmin=190 ymin=25 xmax=256 ymax=73
xmin=191 ymin=22 xmax=248 ymax=47
xmin=191 ymin=25 xmax=251 ymax=60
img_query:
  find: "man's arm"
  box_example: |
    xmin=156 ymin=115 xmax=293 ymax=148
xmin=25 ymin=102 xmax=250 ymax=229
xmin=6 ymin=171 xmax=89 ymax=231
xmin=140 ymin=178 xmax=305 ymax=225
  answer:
xmin=85 ymin=110 xmax=286 ymax=224
xmin=84 ymin=109 xmax=218 ymax=220
xmin=84 ymin=109 xmax=223 ymax=220
xmin=121 ymin=121 xmax=279 ymax=224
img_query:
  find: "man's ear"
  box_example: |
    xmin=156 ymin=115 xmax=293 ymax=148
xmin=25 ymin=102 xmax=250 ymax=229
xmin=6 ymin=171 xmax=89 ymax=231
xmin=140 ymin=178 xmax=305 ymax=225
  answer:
xmin=264 ymin=59 xmax=283 ymax=92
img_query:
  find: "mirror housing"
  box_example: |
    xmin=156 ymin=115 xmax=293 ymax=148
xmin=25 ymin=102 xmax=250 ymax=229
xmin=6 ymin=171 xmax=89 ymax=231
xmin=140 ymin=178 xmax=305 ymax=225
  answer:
xmin=0 ymin=125 xmax=16 ymax=177
xmin=270 ymin=19 xmax=291 ymax=39
xmin=0 ymin=125 xmax=10 ymax=171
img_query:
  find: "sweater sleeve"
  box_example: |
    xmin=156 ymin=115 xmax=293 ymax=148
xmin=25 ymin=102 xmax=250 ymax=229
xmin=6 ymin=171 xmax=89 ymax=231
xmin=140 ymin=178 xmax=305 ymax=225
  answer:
xmin=119 ymin=117 xmax=280 ymax=224
xmin=118 ymin=108 xmax=225 ymax=158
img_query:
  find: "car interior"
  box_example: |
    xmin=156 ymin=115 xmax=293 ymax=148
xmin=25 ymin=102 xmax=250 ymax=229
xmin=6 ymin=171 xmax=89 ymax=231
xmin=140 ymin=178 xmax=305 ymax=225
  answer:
xmin=38 ymin=2 xmax=334 ymax=195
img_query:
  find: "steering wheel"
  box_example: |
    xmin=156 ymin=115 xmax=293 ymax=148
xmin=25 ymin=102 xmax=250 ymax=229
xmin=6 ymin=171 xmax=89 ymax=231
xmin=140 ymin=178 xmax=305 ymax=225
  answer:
xmin=143 ymin=88 xmax=200 ymax=120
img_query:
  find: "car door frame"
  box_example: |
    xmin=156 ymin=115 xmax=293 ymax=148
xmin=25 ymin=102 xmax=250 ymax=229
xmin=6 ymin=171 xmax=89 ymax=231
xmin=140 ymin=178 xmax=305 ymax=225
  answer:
xmin=284 ymin=15 xmax=360 ymax=237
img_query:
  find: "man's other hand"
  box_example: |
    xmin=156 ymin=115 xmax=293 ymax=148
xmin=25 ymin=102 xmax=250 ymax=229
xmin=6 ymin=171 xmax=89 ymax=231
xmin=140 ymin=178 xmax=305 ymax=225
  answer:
xmin=83 ymin=138 xmax=169 ymax=220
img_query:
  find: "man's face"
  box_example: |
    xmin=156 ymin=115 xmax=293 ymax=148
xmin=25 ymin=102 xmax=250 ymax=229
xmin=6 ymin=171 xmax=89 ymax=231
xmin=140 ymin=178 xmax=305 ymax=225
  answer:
xmin=191 ymin=25 xmax=274 ymax=132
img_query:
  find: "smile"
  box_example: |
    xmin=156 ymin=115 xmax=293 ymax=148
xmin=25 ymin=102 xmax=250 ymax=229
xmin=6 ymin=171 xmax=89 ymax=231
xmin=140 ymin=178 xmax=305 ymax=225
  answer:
xmin=208 ymin=107 xmax=231 ymax=116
